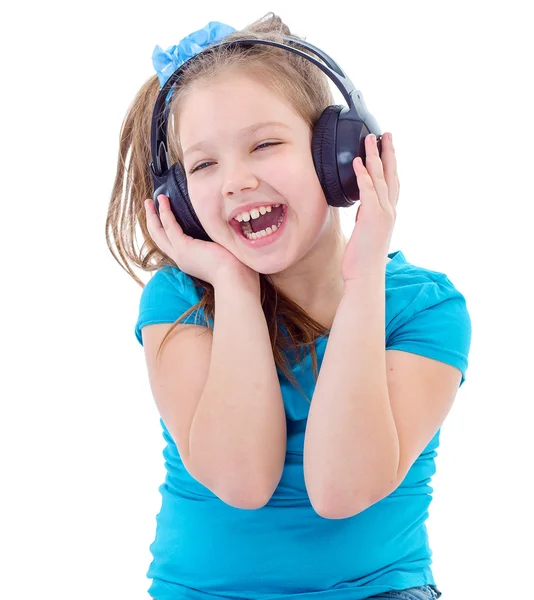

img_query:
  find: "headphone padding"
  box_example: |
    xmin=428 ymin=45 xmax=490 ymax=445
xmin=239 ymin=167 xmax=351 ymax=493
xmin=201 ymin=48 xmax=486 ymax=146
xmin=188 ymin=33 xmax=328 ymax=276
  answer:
xmin=169 ymin=164 xmax=212 ymax=241
xmin=311 ymin=105 xmax=350 ymax=207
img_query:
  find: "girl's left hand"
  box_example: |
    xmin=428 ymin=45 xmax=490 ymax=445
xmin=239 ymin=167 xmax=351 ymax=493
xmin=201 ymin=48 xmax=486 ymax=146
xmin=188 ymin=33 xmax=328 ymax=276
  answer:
xmin=340 ymin=132 xmax=400 ymax=281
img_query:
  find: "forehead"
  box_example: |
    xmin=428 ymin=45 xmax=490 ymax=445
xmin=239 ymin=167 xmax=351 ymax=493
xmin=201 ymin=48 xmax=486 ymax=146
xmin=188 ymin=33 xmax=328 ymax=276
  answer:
xmin=177 ymin=70 xmax=302 ymax=145
xmin=186 ymin=69 xmax=276 ymax=104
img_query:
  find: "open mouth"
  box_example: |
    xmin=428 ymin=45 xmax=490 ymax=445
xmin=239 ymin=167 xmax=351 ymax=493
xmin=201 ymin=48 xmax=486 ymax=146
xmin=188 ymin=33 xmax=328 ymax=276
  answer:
xmin=230 ymin=204 xmax=287 ymax=241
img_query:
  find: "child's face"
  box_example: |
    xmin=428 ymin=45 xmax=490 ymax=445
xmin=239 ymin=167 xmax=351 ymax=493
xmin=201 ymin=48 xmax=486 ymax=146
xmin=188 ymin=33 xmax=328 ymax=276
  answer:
xmin=177 ymin=70 xmax=331 ymax=275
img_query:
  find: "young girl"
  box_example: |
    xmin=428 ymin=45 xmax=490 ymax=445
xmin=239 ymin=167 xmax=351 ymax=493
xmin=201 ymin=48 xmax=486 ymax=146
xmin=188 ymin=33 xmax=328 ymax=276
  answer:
xmin=107 ymin=12 xmax=471 ymax=600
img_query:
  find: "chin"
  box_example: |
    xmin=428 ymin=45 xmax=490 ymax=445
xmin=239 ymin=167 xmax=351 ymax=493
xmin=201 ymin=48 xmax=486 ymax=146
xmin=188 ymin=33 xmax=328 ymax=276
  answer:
xmin=246 ymin=257 xmax=292 ymax=276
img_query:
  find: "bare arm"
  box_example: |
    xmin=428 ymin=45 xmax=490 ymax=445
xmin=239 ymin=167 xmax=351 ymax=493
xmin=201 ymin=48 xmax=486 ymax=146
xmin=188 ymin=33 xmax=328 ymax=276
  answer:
xmin=303 ymin=265 xmax=399 ymax=518
xmin=189 ymin=269 xmax=287 ymax=509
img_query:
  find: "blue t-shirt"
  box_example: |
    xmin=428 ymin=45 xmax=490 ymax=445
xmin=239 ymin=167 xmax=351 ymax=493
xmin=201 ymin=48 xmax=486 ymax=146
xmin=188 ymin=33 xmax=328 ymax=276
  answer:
xmin=134 ymin=250 xmax=472 ymax=600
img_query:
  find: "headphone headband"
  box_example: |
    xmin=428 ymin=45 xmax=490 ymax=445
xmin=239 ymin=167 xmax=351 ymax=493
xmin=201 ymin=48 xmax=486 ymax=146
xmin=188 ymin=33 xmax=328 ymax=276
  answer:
xmin=150 ymin=35 xmax=376 ymax=176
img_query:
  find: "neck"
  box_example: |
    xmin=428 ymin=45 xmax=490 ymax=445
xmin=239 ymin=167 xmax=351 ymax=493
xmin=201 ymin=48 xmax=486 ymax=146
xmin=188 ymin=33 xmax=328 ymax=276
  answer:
xmin=267 ymin=212 xmax=348 ymax=330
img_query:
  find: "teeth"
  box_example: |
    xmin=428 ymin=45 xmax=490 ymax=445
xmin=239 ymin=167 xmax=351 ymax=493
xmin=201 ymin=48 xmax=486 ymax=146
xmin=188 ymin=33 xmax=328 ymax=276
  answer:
xmin=240 ymin=208 xmax=286 ymax=240
xmin=244 ymin=224 xmax=279 ymax=240
xmin=234 ymin=204 xmax=281 ymax=223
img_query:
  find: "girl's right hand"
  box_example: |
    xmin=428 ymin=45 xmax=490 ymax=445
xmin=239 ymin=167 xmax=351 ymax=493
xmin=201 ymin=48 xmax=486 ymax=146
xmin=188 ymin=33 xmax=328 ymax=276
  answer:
xmin=145 ymin=194 xmax=256 ymax=287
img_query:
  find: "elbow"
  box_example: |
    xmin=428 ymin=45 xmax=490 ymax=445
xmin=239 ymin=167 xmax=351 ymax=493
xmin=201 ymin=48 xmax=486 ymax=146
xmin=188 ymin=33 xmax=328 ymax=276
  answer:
xmin=218 ymin=480 xmax=274 ymax=510
xmin=212 ymin=458 xmax=284 ymax=510
xmin=186 ymin=453 xmax=277 ymax=510
xmin=309 ymin=494 xmax=364 ymax=520
xmin=190 ymin=467 xmax=273 ymax=509
xmin=186 ymin=446 xmax=283 ymax=510
xmin=186 ymin=461 xmax=272 ymax=509
xmin=312 ymin=500 xmax=367 ymax=520
xmin=309 ymin=485 xmax=393 ymax=520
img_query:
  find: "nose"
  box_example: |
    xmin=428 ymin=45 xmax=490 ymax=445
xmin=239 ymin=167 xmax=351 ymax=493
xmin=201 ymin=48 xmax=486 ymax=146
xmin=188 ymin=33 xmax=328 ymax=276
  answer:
xmin=221 ymin=161 xmax=259 ymax=197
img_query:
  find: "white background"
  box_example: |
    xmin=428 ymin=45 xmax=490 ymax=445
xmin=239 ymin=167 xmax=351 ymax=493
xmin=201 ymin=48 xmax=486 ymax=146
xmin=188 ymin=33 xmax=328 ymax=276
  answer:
xmin=2 ymin=1 xmax=533 ymax=598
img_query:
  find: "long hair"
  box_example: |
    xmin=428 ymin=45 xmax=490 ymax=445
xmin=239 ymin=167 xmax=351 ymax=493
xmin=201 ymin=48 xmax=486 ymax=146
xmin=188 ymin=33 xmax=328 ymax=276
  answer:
xmin=105 ymin=12 xmax=343 ymax=402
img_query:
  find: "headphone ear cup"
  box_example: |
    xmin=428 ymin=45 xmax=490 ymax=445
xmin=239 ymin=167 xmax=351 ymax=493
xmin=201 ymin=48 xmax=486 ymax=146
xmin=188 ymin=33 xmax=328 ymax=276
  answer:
xmin=311 ymin=105 xmax=352 ymax=207
xmin=167 ymin=164 xmax=213 ymax=242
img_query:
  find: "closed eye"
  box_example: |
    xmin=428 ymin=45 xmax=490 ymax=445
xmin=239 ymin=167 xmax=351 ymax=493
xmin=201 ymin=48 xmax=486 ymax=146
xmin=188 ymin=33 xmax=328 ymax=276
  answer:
xmin=189 ymin=142 xmax=282 ymax=174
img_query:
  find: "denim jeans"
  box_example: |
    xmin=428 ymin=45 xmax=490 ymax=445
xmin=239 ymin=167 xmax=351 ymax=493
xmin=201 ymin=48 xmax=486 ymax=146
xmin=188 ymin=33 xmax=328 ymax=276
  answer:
xmin=366 ymin=584 xmax=442 ymax=599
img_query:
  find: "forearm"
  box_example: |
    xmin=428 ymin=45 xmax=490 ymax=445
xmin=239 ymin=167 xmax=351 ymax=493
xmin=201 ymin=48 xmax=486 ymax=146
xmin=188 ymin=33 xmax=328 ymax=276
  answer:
xmin=189 ymin=270 xmax=287 ymax=508
xmin=303 ymin=265 xmax=399 ymax=517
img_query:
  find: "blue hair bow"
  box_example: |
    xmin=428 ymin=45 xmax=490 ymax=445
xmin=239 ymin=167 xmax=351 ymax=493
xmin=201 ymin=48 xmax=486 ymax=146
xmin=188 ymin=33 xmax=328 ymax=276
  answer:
xmin=152 ymin=21 xmax=236 ymax=99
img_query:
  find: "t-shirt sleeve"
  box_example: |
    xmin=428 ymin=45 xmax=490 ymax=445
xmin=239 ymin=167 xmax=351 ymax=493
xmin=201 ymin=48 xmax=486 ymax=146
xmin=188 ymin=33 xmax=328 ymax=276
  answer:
xmin=134 ymin=267 xmax=203 ymax=346
xmin=386 ymin=274 xmax=472 ymax=387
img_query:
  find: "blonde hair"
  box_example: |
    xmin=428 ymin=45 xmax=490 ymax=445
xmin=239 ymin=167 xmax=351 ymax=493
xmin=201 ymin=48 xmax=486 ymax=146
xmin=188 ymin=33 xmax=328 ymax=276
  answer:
xmin=105 ymin=12 xmax=343 ymax=402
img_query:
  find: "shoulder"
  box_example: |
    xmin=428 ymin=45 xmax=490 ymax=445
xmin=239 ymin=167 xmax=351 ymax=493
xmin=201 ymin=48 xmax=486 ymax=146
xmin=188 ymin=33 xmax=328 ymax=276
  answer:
xmin=135 ymin=266 xmax=204 ymax=345
xmin=386 ymin=249 xmax=468 ymax=313
xmin=385 ymin=250 xmax=472 ymax=386
xmin=141 ymin=265 xmax=197 ymax=297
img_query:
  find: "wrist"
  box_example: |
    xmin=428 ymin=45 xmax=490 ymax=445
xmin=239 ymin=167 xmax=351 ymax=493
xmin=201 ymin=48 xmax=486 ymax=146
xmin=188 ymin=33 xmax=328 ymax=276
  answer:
xmin=213 ymin=265 xmax=260 ymax=294
xmin=343 ymin=261 xmax=387 ymax=294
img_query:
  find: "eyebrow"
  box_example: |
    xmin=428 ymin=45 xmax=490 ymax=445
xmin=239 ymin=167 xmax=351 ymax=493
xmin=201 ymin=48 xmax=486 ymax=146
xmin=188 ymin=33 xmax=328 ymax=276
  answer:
xmin=183 ymin=121 xmax=291 ymax=158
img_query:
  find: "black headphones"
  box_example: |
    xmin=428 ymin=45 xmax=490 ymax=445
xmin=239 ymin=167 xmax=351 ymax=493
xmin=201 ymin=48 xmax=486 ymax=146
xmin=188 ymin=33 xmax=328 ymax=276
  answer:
xmin=149 ymin=35 xmax=383 ymax=242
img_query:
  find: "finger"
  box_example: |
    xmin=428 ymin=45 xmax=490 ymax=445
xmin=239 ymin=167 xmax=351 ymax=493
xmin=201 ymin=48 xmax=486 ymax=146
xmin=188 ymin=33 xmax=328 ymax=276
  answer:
xmin=145 ymin=197 xmax=169 ymax=240
xmin=156 ymin=194 xmax=194 ymax=263
xmin=381 ymin=133 xmax=400 ymax=207
xmin=364 ymin=133 xmax=390 ymax=210
xmin=353 ymin=156 xmax=378 ymax=203
xmin=145 ymin=196 xmax=175 ymax=257
xmin=156 ymin=194 xmax=187 ymax=244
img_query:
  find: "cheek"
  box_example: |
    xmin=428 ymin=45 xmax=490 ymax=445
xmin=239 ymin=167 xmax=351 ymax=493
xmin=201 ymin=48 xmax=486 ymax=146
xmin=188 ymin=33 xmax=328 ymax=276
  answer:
xmin=267 ymin=153 xmax=322 ymax=197
xmin=185 ymin=150 xmax=324 ymax=222
xmin=184 ymin=189 xmax=220 ymax=235
xmin=288 ymin=166 xmax=328 ymax=216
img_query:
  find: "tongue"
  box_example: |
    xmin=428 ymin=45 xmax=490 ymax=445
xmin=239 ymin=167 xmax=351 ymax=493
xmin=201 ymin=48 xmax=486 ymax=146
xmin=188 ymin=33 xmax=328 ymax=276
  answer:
xmin=249 ymin=205 xmax=283 ymax=233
